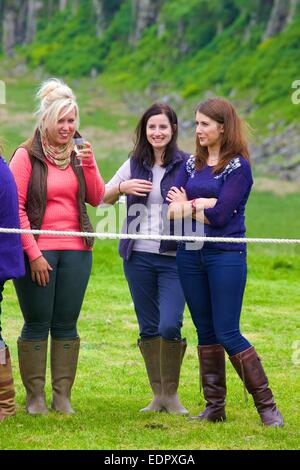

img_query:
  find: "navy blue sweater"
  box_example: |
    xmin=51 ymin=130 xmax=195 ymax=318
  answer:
xmin=0 ymin=156 xmax=25 ymax=282
xmin=174 ymin=155 xmax=253 ymax=251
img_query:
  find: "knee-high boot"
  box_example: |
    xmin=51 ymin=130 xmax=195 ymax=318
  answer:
xmin=51 ymin=337 xmax=80 ymax=414
xmin=138 ymin=336 xmax=163 ymax=412
xmin=0 ymin=346 xmax=16 ymax=421
xmin=160 ymin=338 xmax=188 ymax=415
xmin=17 ymin=338 xmax=48 ymax=415
xmin=191 ymin=344 xmax=226 ymax=422
xmin=230 ymin=346 xmax=284 ymax=427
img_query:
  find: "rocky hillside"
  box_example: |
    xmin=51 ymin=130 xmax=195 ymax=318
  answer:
xmin=0 ymin=0 xmax=300 ymax=180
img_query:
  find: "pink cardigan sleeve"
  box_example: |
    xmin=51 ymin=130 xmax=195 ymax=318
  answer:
xmin=9 ymin=148 xmax=43 ymax=262
xmin=82 ymin=153 xmax=105 ymax=206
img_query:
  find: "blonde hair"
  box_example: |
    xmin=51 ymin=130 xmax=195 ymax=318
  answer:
xmin=35 ymin=78 xmax=79 ymax=136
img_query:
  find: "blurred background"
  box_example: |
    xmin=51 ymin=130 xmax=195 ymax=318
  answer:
xmin=0 ymin=0 xmax=299 ymax=184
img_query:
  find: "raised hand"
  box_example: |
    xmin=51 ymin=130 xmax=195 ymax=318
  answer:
xmin=119 ymin=179 xmax=153 ymax=196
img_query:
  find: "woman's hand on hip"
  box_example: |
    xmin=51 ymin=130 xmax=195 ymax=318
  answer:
xmin=30 ymin=256 xmax=53 ymax=287
xmin=120 ymin=179 xmax=153 ymax=196
xmin=166 ymin=186 xmax=188 ymax=203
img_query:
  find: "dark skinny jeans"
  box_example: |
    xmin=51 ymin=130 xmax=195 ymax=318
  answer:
xmin=176 ymin=245 xmax=252 ymax=357
xmin=123 ymin=251 xmax=185 ymax=340
xmin=13 ymin=250 xmax=92 ymax=340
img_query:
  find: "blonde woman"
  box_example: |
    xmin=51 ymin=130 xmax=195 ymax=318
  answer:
xmin=10 ymin=79 xmax=105 ymax=415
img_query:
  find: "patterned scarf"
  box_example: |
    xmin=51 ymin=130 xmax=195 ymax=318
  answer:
xmin=41 ymin=134 xmax=74 ymax=170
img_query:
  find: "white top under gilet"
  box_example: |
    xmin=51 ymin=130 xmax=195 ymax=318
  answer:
xmin=105 ymin=159 xmax=175 ymax=256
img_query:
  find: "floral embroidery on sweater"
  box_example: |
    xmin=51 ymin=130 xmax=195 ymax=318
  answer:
xmin=214 ymin=157 xmax=241 ymax=180
xmin=186 ymin=155 xmax=196 ymax=178
xmin=186 ymin=155 xmax=242 ymax=180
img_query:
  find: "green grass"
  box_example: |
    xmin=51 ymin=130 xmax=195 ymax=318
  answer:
xmin=1 ymin=191 xmax=299 ymax=450
xmin=0 ymin=73 xmax=299 ymax=450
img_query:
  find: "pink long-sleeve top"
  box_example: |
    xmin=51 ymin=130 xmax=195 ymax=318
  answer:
xmin=10 ymin=148 xmax=105 ymax=262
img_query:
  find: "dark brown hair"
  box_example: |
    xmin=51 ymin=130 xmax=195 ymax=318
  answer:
xmin=130 ymin=102 xmax=178 ymax=167
xmin=195 ymin=97 xmax=251 ymax=173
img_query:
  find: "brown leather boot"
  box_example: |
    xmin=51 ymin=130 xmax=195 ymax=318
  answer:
xmin=0 ymin=346 xmax=16 ymax=421
xmin=230 ymin=346 xmax=284 ymax=427
xmin=51 ymin=337 xmax=80 ymax=414
xmin=138 ymin=336 xmax=164 ymax=412
xmin=17 ymin=338 xmax=48 ymax=415
xmin=191 ymin=344 xmax=226 ymax=422
xmin=160 ymin=338 xmax=188 ymax=415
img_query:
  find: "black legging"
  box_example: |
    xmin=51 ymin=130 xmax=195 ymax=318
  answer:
xmin=13 ymin=250 xmax=92 ymax=340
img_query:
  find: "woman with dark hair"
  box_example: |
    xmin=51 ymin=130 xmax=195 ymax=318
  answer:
xmin=104 ymin=103 xmax=215 ymax=415
xmin=0 ymin=144 xmax=25 ymax=421
xmin=167 ymin=97 xmax=284 ymax=427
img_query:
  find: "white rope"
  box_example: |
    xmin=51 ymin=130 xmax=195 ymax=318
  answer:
xmin=0 ymin=227 xmax=300 ymax=244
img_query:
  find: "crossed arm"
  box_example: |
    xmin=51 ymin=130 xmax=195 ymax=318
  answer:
xmin=166 ymin=186 xmax=216 ymax=224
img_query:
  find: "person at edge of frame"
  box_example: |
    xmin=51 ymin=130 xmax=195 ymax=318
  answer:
xmin=103 ymin=102 xmax=217 ymax=415
xmin=0 ymin=143 xmax=25 ymax=421
xmin=9 ymin=78 xmax=105 ymax=416
xmin=167 ymin=97 xmax=284 ymax=427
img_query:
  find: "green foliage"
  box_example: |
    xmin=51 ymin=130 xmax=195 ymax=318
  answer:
xmin=25 ymin=0 xmax=133 ymax=77
xmin=6 ymin=0 xmax=300 ymax=127
xmin=101 ymin=0 xmax=123 ymax=22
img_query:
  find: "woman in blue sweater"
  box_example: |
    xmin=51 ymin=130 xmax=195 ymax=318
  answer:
xmin=167 ymin=97 xmax=284 ymax=427
xmin=0 ymin=150 xmax=25 ymax=421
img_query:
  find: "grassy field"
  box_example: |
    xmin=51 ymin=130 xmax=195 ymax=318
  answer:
xmin=0 ymin=73 xmax=299 ymax=450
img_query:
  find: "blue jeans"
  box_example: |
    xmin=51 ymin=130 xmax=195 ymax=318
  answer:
xmin=123 ymin=251 xmax=185 ymax=340
xmin=176 ymin=245 xmax=251 ymax=356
